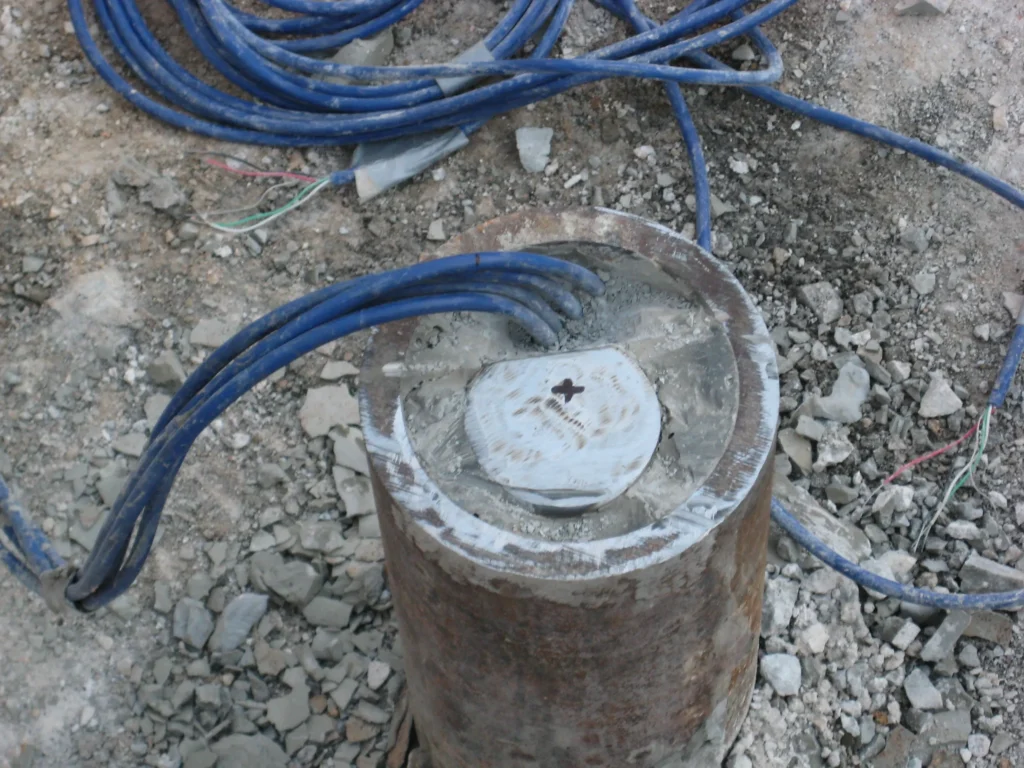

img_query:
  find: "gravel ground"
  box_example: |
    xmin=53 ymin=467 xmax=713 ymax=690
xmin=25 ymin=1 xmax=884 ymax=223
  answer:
xmin=2 ymin=0 xmax=1023 ymax=766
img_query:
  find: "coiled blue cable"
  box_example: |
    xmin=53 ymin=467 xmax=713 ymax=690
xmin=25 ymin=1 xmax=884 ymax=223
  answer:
xmin=5 ymin=0 xmax=1024 ymax=612
xmin=1 ymin=253 xmax=605 ymax=611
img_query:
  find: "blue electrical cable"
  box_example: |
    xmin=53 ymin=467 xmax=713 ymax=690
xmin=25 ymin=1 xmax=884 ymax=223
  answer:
xmin=0 ymin=253 xmax=605 ymax=611
xmin=4 ymin=0 xmax=1024 ymax=612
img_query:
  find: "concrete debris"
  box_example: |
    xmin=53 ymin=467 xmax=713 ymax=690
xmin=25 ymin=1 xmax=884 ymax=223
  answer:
xmin=112 ymin=432 xmax=147 ymax=458
xmin=267 ymin=685 xmax=310 ymax=733
xmin=209 ymin=593 xmax=269 ymax=652
xmin=911 ymin=270 xmax=936 ymax=296
xmin=299 ymin=385 xmax=360 ymax=438
xmin=774 ymin=476 xmax=871 ymax=562
xmin=777 ymin=428 xmax=812 ymax=474
xmin=426 ymin=219 xmax=446 ymax=242
xmin=140 ymin=177 xmax=187 ymax=211
xmin=328 ymin=29 xmax=394 ymax=84
xmin=145 ymin=394 xmax=171 ymax=429
xmin=320 ymin=360 xmax=359 ymax=381
xmin=262 ymin=560 xmax=324 ymax=607
xmin=918 ymin=376 xmax=963 ymax=418
xmin=333 ymin=428 xmax=370 ymax=475
xmin=959 ymin=552 xmax=1024 ymax=592
xmin=211 ymin=734 xmax=289 ymax=768
xmin=516 ymin=127 xmax=554 ymax=173
xmin=904 ymin=667 xmax=944 ymax=710
xmin=172 ymin=598 xmax=215 ymax=649
xmin=808 ymin=362 xmax=870 ymax=423
xmin=944 ymin=520 xmax=981 ymax=541
xmin=302 ymin=596 xmax=354 ymax=628
xmin=797 ymin=281 xmax=843 ymax=324
xmin=190 ymin=319 xmax=237 ymax=348
xmin=761 ymin=577 xmax=799 ymax=637
xmin=896 ymin=0 xmax=952 ymax=16
xmin=760 ymin=653 xmax=801 ymax=696
xmin=148 ymin=350 xmax=187 ymax=388
xmin=963 ymin=611 xmax=1013 ymax=646
xmin=919 ymin=611 xmax=971 ymax=662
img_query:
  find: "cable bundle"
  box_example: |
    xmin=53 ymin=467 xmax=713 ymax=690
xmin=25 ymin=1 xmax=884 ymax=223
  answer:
xmin=0 ymin=254 xmax=604 ymax=612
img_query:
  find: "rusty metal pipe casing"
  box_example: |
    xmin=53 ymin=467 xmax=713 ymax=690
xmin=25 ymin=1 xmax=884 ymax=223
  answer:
xmin=358 ymin=209 xmax=779 ymax=768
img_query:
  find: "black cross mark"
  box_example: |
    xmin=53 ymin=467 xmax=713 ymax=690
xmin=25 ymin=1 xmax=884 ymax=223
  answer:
xmin=551 ymin=378 xmax=585 ymax=403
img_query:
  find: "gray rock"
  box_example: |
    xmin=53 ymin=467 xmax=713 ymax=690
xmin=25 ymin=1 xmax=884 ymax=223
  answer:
xmin=145 ymin=394 xmax=171 ymax=429
xmin=190 ymin=319 xmax=237 ymax=348
xmin=761 ymin=577 xmax=799 ymax=637
xmin=919 ymin=376 xmax=963 ymax=418
xmin=267 ymin=686 xmax=310 ymax=733
xmin=303 ymin=596 xmax=354 ymax=628
xmin=320 ymin=360 xmax=359 ymax=381
xmin=959 ymin=552 xmax=1024 ymax=593
xmin=299 ymin=386 xmax=360 ymax=438
xmin=148 ymin=351 xmax=187 ymax=388
xmin=153 ymin=581 xmax=174 ymax=614
xmin=96 ymin=471 xmax=128 ymax=507
xmin=825 ymin=482 xmax=859 ymax=506
xmin=209 ymin=593 xmax=269 ymax=652
xmin=112 ymin=156 xmax=158 ymax=187
xmin=797 ymin=281 xmax=843 ymax=324
xmin=426 ymin=219 xmax=446 ymax=242
xmin=334 ymin=467 xmax=376 ymax=517
xmin=945 ymin=520 xmax=981 ymax=541
xmin=919 ymin=611 xmax=971 ymax=662
xmin=329 ymin=678 xmax=358 ymax=711
xmin=890 ymin=620 xmax=922 ymax=650
xmin=957 ymin=644 xmax=980 ymax=668
xmin=112 ymin=433 xmax=148 ymax=458
xmin=140 ymin=177 xmax=187 ymax=211
xmin=69 ymin=508 xmax=110 ymax=552
xmin=809 ymin=363 xmax=870 ymax=424
xmin=172 ymin=598 xmax=215 ymax=649
xmin=333 ymin=428 xmax=370 ymax=475
xmin=327 ymin=29 xmax=394 ymax=84
xmin=872 ymin=485 xmax=914 ymax=519
xmin=967 ymin=734 xmax=991 ymax=758
xmin=963 ymin=610 xmax=1013 ymax=646
xmin=919 ymin=710 xmax=972 ymax=745
xmin=760 ymin=653 xmax=801 ymax=696
xmin=516 ymin=126 xmax=554 ymax=173
xmin=211 ymin=734 xmax=288 ymax=768
xmin=262 ymin=560 xmax=323 ymax=607
xmin=186 ymin=572 xmax=215 ymax=601
xmin=774 ymin=476 xmax=870 ymax=562
xmin=795 ymin=415 xmax=826 ymax=442
xmin=257 ymin=463 xmax=289 ymax=489
xmin=184 ymin=750 xmax=218 ymax=768
xmin=896 ymin=0 xmax=951 ymax=15
xmin=991 ymin=733 xmax=1013 ymax=755
xmin=900 ymin=226 xmax=929 ymax=252
xmin=911 ymin=271 xmax=936 ymax=296
xmin=904 ymin=668 xmax=943 ymax=710
xmin=22 ymin=256 xmax=44 ymax=273
xmin=777 ymin=429 xmax=812 ymax=474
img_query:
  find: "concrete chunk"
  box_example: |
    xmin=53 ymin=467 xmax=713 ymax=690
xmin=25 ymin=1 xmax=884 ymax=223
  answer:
xmin=919 ymin=611 xmax=971 ymax=662
xmin=959 ymin=552 xmax=1024 ymax=593
xmin=904 ymin=667 xmax=943 ymax=710
xmin=896 ymin=0 xmax=952 ymax=16
xmin=774 ymin=476 xmax=871 ymax=563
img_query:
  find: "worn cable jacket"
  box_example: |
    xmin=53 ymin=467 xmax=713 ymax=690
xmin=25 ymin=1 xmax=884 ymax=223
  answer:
xmin=3 ymin=0 xmax=1024 ymax=611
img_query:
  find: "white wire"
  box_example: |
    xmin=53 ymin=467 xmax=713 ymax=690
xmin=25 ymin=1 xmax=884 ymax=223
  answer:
xmin=194 ymin=180 xmax=301 ymax=219
xmin=198 ymin=179 xmax=331 ymax=235
xmin=913 ymin=408 xmax=989 ymax=551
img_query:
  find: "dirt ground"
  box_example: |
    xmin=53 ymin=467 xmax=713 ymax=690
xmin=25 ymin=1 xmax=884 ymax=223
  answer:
xmin=1 ymin=0 xmax=1023 ymax=766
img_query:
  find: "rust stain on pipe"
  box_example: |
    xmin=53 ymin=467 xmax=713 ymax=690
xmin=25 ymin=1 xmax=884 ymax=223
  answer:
xmin=360 ymin=208 xmax=778 ymax=767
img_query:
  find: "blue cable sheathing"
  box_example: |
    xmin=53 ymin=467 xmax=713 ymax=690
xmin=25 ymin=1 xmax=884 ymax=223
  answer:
xmin=771 ymin=499 xmax=1024 ymax=610
xmin=989 ymin=322 xmax=1024 ymax=408
xmin=4 ymin=0 xmax=1022 ymax=612
xmin=64 ymin=291 xmax=569 ymax=609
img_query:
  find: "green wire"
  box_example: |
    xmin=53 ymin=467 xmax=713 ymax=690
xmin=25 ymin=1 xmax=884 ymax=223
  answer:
xmin=949 ymin=407 xmax=990 ymax=499
xmin=215 ymin=178 xmax=327 ymax=228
